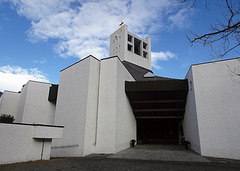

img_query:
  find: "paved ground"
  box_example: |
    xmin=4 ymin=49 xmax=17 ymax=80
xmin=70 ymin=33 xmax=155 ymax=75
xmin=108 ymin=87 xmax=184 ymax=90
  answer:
xmin=1 ymin=145 xmax=240 ymax=171
xmin=109 ymin=145 xmax=209 ymax=162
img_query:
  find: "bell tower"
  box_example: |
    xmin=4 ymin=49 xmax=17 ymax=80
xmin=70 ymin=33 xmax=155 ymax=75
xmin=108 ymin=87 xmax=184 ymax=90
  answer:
xmin=109 ymin=24 xmax=151 ymax=70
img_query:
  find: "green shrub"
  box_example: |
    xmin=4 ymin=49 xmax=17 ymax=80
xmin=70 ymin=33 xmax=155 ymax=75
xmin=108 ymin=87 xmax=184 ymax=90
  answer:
xmin=0 ymin=114 xmax=15 ymax=123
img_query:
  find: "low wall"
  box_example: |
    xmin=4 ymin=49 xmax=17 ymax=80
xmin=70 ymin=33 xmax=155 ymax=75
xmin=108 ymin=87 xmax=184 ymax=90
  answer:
xmin=0 ymin=123 xmax=63 ymax=165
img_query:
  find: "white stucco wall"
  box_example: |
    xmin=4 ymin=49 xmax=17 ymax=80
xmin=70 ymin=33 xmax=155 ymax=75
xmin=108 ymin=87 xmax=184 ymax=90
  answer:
xmin=33 ymin=126 xmax=63 ymax=139
xmin=83 ymin=57 xmax=101 ymax=156
xmin=115 ymin=58 xmax=136 ymax=152
xmin=96 ymin=57 xmax=136 ymax=154
xmin=51 ymin=56 xmax=100 ymax=157
xmin=0 ymin=123 xmax=62 ymax=165
xmin=109 ymin=25 xmax=126 ymax=61
xmin=190 ymin=58 xmax=240 ymax=160
xmin=16 ymin=83 xmax=28 ymax=122
xmin=0 ymin=91 xmax=20 ymax=120
xmin=16 ymin=81 xmax=56 ymax=124
xmin=184 ymin=68 xmax=201 ymax=154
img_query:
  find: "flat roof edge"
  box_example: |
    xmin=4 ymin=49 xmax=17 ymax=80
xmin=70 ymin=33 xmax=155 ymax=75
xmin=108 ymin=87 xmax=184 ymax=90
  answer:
xmin=60 ymin=55 xmax=100 ymax=72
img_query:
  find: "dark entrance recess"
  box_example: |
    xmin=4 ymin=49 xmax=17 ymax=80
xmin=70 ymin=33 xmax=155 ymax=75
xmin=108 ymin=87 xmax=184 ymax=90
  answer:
xmin=137 ymin=119 xmax=181 ymax=144
xmin=125 ymin=79 xmax=188 ymax=145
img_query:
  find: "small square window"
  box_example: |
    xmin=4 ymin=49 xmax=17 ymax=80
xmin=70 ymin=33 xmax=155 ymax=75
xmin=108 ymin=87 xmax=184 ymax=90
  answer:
xmin=143 ymin=51 xmax=148 ymax=58
xmin=128 ymin=44 xmax=132 ymax=52
xmin=128 ymin=34 xmax=133 ymax=42
xmin=143 ymin=42 xmax=147 ymax=49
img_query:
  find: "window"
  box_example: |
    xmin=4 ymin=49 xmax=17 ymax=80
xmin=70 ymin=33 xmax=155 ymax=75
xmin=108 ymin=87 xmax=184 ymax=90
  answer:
xmin=128 ymin=44 xmax=132 ymax=52
xmin=128 ymin=34 xmax=132 ymax=42
xmin=143 ymin=51 xmax=148 ymax=58
xmin=143 ymin=42 xmax=147 ymax=49
xmin=134 ymin=38 xmax=141 ymax=56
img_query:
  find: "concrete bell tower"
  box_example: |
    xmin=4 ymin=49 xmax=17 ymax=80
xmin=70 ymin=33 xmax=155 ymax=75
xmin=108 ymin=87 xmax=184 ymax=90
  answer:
xmin=109 ymin=24 xmax=151 ymax=70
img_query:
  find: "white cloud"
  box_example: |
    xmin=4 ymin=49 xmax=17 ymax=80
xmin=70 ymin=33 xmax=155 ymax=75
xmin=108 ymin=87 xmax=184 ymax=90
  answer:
xmin=11 ymin=0 xmax=71 ymax=21
xmin=33 ymin=59 xmax=47 ymax=64
xmin=0 ymin=65 xmax=49 ymax=92
xmin=168 ymin=8 xmax=193 ymax=30
xmin=7 ymin=0 xmax=192 ymax=59
xmin=151 ymin=51 xmax=177 ymax=70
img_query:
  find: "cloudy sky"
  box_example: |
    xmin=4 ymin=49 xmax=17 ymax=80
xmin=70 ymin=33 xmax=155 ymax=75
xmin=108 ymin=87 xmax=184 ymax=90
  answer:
xmin=0 ymin=0 xmax=236 ymax=92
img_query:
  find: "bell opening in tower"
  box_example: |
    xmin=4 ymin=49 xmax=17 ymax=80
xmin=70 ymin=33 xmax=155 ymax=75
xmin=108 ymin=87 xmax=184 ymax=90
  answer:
xmin=134 ymin=38 xmax=141 ymax=56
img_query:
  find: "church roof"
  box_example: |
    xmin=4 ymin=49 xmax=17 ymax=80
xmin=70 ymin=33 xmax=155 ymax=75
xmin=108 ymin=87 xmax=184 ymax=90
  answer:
xmin=123 ymin=60 xmax=188 ymax=120
xmin=122 ymin=61 xmax=182 ymax=81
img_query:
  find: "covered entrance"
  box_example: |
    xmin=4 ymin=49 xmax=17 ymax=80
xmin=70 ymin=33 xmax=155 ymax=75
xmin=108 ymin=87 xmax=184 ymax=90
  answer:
xmin=137 ymin=119 xmax=181 ymax=144
xmin=125 ymin=79 xmax=188 ymax=145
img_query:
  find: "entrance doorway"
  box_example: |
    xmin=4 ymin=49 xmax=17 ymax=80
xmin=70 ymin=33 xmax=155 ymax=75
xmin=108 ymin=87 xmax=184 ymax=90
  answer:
xmin=137 ymin=119 xmax=181 ymax=144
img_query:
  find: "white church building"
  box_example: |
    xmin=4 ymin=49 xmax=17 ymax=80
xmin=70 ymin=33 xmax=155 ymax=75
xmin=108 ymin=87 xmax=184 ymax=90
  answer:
xmin=1 ymin=25 xmax=240 ymax=162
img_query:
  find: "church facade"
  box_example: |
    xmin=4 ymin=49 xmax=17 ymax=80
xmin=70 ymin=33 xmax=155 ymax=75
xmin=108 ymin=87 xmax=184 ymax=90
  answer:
xmin=1 ymin=25 xmax=240 ymax=160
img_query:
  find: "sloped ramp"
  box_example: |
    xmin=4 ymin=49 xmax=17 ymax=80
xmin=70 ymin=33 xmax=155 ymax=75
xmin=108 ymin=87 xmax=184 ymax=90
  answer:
xmin=109 ymin=145 xmax=209 ymax=162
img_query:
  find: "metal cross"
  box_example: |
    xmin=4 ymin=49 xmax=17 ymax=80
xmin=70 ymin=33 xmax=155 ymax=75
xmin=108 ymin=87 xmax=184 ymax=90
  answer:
xmin=119 ymin=20 xmax=124 ymax=31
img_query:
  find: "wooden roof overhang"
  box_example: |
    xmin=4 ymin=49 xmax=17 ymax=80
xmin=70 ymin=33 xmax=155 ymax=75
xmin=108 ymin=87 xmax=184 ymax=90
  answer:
xmin=125 ymin=79 xmax=189 ymax=119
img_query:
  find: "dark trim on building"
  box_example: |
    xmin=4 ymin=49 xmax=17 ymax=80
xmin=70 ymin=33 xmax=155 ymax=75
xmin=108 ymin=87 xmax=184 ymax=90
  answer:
xmin=101 ymin=55 xmax=121 ymax=61
xmin=185 ymin=57 xmax=240 ymax=78
xmin=0 ymin=122 xmax=64 ymax=128
xmin=2 ymin=90 xmax=20 ymax=94
xmin=60 ymin=55 xmax=100 ymax=72
xmin=126 ymin=80 xmax=188 ymax=92
xmin=27 ymin=80 xmax=53 ymax=85
xmin=136 ymin=116 xmax=184 ymax=119
xmin=192 ymin=57 xmax=240 ymax=67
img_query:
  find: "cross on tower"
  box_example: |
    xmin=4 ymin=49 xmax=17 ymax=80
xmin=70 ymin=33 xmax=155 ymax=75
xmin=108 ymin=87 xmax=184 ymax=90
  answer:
xmin=119 ymin=20 xmax=124 ymax=31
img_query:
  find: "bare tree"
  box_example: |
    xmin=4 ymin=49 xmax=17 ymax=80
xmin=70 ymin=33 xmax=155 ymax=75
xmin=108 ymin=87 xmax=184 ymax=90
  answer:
xmin=174 ymin=0 xmax=240 ymax=59
xmin=227 ymin=58 xmax=240 ymax=84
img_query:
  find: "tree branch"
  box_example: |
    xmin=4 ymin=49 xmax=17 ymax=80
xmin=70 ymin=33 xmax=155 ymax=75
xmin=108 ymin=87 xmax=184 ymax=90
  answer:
xmin=189 ymin=21 xmax=240 ymax=44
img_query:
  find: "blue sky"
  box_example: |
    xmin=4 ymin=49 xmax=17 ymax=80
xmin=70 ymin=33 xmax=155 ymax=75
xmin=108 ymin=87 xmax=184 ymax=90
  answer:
xmin=0 ymin=0 xmax=238 ymax=92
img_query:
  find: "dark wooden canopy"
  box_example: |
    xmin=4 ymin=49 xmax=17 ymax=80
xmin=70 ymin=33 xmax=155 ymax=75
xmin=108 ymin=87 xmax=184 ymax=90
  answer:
xmin=125 ymin=80 xmax=188 ymax=119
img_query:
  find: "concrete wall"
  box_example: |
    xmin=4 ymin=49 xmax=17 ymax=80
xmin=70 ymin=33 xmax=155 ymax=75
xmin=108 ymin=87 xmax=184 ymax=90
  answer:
xmin=51 ymin=56 xmax=100 ymax=157
xmin=184 ymin=68 xmax=201 ymax=154
xmin=109 ymin=25 xmax=151 ymax=70
xmin=188 ymin=58 xmax=240 ymax=160
xmin=16 ymin=83 xmax=28 ymax=122
xmin=83 ymin=57 xmax=101 ymax=156
xmin=110 ymin=25 xmax=126 ymax=61
xmin=0 ymin=123 xmax=63 ymax=165
xmin=115 ymin=58 xmax=136 ymax=152
xmin=125 ymin=37 xmax=151 ymax=70
xmin=0 ymin=91 xmax=20 ymax=120
xmin=96 ymin=57 xmax=136 ymax=154
xmin=16 ymin=81 xmax=56 ymax=124
xmin=95 ymin=58 xmax=118 ymax=153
